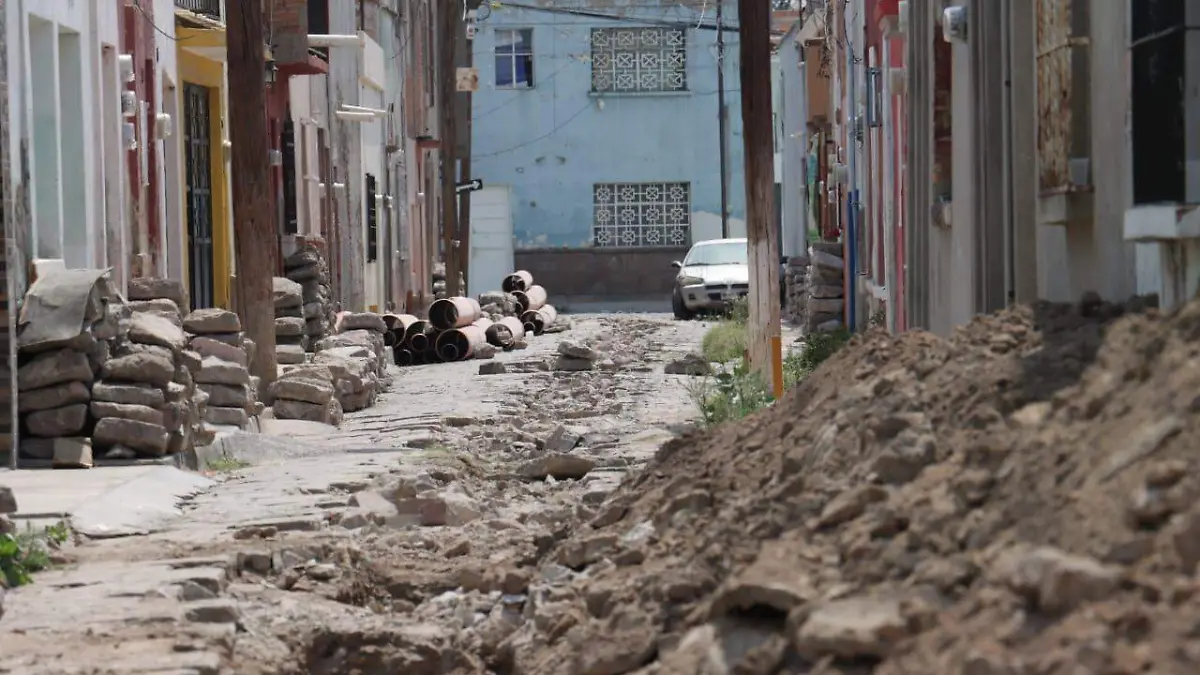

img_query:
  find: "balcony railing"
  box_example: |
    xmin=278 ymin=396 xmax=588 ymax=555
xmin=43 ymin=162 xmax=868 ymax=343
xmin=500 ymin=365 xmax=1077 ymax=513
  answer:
xmin=175 ymin=0 xmax=222 ymax=21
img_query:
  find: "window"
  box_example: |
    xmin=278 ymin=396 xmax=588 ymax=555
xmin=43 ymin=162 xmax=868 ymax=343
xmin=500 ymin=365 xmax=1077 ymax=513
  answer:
xmin=281 ymin=115 xmax=298 ymax=235
xmin=591 ymin=27 xmax=687 ymax=93
xmin=592 ymin=182 xmax=691 ymax=248
xmin=366 ymin=173 xmax=378 ymax=262
xmin=495 ymin=28 xmax=534 ymax=88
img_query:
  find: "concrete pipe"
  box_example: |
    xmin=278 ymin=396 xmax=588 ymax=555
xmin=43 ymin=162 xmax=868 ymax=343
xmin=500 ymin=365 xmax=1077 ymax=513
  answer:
xmin=403 ymin=319 xmax=430 ymax=348
xmin=383 ymin=330 xmax=398 ymax=347
xmin=513 ymin=284 xmax=548 ymax=313
xmin=472 ymin=317 xmax=494 ymax=333
xmin=428 ymin=296 xmax=483 ymax=330
xmin=383 ymin=312 xmax=419 ymax=334
xmin=502 ymin=270 xmax=533 ymax=293
xmin=410 ymin=326 xmax=438 ymax=353
xmin=486 ymin=315 xmax=526 ymax=347
xmin=435 ymin=324 xmax=488 ymax=362
xmin=393 ymin=347 xmax=414 ymax=367
xmin=520 ymin=304 xmax=558 ymax=335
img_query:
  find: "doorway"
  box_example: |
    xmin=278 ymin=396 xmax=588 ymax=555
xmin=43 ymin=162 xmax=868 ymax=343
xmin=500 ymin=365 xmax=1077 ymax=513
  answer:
xmin=467 ymin=185 xmax=514 ymax=298
xmin=183 ymin=83 xmax=214 ymax=309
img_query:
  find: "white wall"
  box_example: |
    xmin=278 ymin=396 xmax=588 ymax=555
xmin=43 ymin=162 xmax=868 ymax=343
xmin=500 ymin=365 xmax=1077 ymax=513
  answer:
xmin=154 ymin=0 xmax=183 ymax=282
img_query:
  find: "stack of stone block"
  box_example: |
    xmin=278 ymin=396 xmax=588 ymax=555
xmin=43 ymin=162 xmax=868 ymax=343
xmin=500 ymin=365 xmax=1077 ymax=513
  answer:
xmin=283 ymin=244 xmax=334 ymax=352
xmin=273 ymin=277 xmax=308 ymax=365
xmin=805 ymin=242 xmax=847 ymax=333
xmin=783 ymin=255 xmax=810 ymax=325
xmin=268 ymin=364 xmax=343 ymax=426
xmin=184 ymin=308 xmax=259 ymax=431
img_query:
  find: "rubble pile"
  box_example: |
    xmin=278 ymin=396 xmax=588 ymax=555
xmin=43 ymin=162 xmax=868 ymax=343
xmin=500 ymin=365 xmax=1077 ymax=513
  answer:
xmin=283 ymin=244 xmax=335 ymax=352
xmin=469 ymin=293 xmax=1200 ymax=674
xmin=783 ymin=254 xmax=809 ymax=325
xmin=268 ymin=364 xmax=342 ymax=427
xmin=184 ymin=308 xmax=257 ymax=432
xmin=804 ymin=241 xmax=846 ymax=333
xmin=273 ymin=277 xmax=309 ymax=365
xmin=432 ymin=262 xmax=448 ymax=300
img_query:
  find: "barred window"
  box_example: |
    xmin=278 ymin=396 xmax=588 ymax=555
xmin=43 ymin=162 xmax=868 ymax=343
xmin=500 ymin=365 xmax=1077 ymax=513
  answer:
xmin=590 ymin=27 xmax=687 ymax=93
xmin=592 ymin=182 xmax=691 ymax=248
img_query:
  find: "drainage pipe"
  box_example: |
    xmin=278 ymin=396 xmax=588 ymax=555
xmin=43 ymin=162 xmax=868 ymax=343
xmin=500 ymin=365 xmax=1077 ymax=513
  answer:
xmin=403 ymin=319 xmax=430 ymax=348
xmin=435 ymin=323 xmax=488 ymax=362
xmin=513 ymin=284 xmax=547 ymax=313
xmin=486 ymin=315 xmax=526 ymax=347
xmin=410 ymin=326 xmax=438 ymax=353
xmin=520 ymin=304 xmax=558 ymax=335
xmin=428 ymin=296 xmax=483 ymax=330
xmin=393 ymin=347 xmax=414 ymax=367
xmin=502 ymin=270 xmax=533 ymax=293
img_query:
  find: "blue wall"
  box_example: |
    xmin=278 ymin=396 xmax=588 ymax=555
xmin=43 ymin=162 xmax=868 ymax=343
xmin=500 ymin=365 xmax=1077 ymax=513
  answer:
xmin=470 ymin=0 xmax=747 ymax=249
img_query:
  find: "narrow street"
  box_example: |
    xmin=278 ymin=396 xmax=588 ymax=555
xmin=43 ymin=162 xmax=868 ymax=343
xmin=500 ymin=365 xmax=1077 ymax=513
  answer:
xmin=1 ymin=314 xmax=711 ymax=674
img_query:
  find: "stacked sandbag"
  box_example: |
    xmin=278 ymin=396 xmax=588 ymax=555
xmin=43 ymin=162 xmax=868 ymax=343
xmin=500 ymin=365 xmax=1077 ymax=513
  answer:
xmin=16 ymin=272 xmax=125 ymax=466
xmin=784 ymin=255 xmax=809 ymax=325
xmin=183 ymin=308 xmax=257 ymax=431
xmin=806 ymin=242 xmax=846 ymax=333
xmin=283 ymin=245 xmax=334 ymax=351
xmin=268 ymin=364 xmax=342 ymax=426
xmin=273 ymin=277 xmax=308 ymax=365
xmin=91 ymin=298 xmax=202 ymax=459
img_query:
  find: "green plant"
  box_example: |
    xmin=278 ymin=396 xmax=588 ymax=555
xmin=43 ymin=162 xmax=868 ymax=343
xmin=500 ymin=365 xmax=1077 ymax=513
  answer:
xmin=687 ymin=358 xmax=776 ymax=427
xmin=793 ymin=327 xmax=852 ymax=375
xmin=701 ymin=321 xmax=747 ymax=364
xmin=206 ymin=455 xmax=250 ymax=473
xmin=869 ymin=308 xmax=887 ymax=327
xmin=1 ymin=521 xmax=70 ymax=587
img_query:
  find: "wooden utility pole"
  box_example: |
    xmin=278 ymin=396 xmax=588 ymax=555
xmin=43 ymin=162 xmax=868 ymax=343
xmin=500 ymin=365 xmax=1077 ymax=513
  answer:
xmin=226 ymin=0 xmax=278 ymax=389
xmin=737 ymin=0 xmax=783 ymax=396
xmin=457 ymin=43 xmax=474 ymax=295
xmin=438 ymin=3 xmax=461 ymax=297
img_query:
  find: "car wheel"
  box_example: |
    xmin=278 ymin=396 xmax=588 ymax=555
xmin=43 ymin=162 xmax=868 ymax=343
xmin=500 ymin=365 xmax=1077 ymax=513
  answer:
xmin=672 ymin=288 xmax=694 ymax=320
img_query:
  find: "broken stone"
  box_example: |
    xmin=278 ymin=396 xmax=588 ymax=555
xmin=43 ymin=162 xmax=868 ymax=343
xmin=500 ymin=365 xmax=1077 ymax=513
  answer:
xmin=306 ymin=563 xmax=339 ymax=581
xmin=274 ymin=316 xmax=306 ymax=337
xmin=184 ymin=308 xmax=242 ymax=335
xmin=17 ymin=380 xmax=91 ymax=414
xmin=1174 ymin=507 xmax=1200 ymax=574
xmin=479 ymin=361 xmax=506 ymax=375
xmin=273 ymin=276 xmax=304 ymax=309
xmin=0 ymin=486 xmax=17 ymax=514
xmin=545 ymin=425 xmax=583 ymax=452
xmin=793 ymin=595 xmax=918 ymax=660
xmin=128 ymin=311 xmax=188 ymax=352
xmin=269 ymin=377 xmax=333 ymax=405
xmin=90 ymin=401 xmax=165 ymax=426
xmin=710 ymin=540 xmax=816 ymax=616
xmin=92 ymin=382 xmax=166 ymax=407
xmin=273 ymin=398 xmax=333 ymax=424
xmin=93 ymin=417 xmax=170 ymax=456
xmin=997 ymin=546 xmax=1119 ymax=614
xmin=194 ymin=356 xmax=251 ymax=386
xmin=188 ymin=336 xmax=247 ymax=366
xmin=664 ymin=353 xmax=712 ymax=376
xmin=205 ymin=406 xmax=249 ymax=427
xmin=816 ymin=485 xmax=888 ymax=529
xmin=554 ymin=356 xmax=595 ymax=372
xmin=127 ymin=277 xmax=189 ymax=310
xmin=197 ymin=383 xmax=249 ymax=409
xmin=25 ymin=404 xmax=89 ymax=437
xmin=338 ymin=312 xmax=387 ymax=333
xmin=18 ymin=349 xmax=94 ymax=391
xmin=183 ymin=600 xmax=240 ymax=625
xmin=276 ymin=344 xmax=307 ymax=365
xmin=127 ymin=298 xmax=181 ymax=317
xmin=557 ymin=533 xmax=619 ymax=569
xmin=51 ymin=438 xmax=93 ymax=469
xmin=103 ymin=351 xmax=176 ymax=388
xmin=519 ymin=454 xmax=596 ymax=481
xmin=557 ymin=340 xmax=598 ymax=361
xmin=871 ymin=434 xmax=937 ymax=485
xmin=396 ymin=491 xmax=481 ymax=527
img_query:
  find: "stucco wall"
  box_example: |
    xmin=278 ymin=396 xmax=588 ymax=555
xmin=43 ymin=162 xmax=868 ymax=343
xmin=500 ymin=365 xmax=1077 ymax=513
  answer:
xmin=469 ymin=1 xmax=747 ymax=250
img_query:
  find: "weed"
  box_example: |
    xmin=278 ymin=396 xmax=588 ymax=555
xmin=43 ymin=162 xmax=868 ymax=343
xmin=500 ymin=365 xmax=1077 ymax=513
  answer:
xmin=206 ymin=455 xmax=250 ymax=473
xmin=687 ymin=359 xmax=775 ymax=427
xmin=869 ymin=308 xmax=887 ymax=327
xmin=701 ymin=321 xmax=747 ymax=364
xmin=793 ymin=327 xmax=852 ymax=375
xmin=0 ymin=521 xmax=70 ymax=587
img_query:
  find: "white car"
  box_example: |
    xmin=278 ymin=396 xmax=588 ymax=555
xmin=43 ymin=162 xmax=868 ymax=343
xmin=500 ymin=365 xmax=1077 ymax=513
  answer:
xmin=670 ymin=238 xmax=750 ymax=319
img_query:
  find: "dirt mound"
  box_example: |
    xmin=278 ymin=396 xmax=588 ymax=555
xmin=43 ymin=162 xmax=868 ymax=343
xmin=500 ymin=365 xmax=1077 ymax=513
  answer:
xmin=485 ymin=294 xmax=1200 ymax=674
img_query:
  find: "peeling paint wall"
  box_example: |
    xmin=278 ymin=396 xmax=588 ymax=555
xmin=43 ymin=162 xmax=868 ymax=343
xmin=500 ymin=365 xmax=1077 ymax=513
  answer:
xmin=470 ymin=0 xmax=747 ymax=249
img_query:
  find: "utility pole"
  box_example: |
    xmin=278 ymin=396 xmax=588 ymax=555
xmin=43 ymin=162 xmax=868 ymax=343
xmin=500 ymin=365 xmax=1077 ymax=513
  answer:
xmin=227 ymin=0 xmax=278 ymax=389
xmin=438 ymin=3 xmax=461 ymax=297
xmin=457 ymin=10 xmax=475 ymax=295
xmin=716 ymin=0 xmax=730 ymax=238
xmin=737 ymin=0 xmax=783 ymax=396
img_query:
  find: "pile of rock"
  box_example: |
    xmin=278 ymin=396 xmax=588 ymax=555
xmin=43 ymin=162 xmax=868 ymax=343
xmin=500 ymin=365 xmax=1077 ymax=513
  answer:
xmin=432 ymin=263 xmax=447 ymax=300
xmin=804 ymin=242 xmax=846 ymax=333
xmin=313 ymin=348 xmax=377 ymax=412
xmin=268 ymin=365 xmax=343 ymax=426
xmin=783 ymin=255 xmax=809 ymax=325
xmin=327 ymin=312 xmax=390 ymax=381
xmin=477 ymin=290 xmax=521 ymax=320
xmin=554 ymin=340 xmax=600 ymax=372
xmin=184 ymin=308 xmax=257 ymax=432
xmin=273 ymin=277 xmax=308 ymax=365
xmin=282 ymin=244 xmax=334 ymax=352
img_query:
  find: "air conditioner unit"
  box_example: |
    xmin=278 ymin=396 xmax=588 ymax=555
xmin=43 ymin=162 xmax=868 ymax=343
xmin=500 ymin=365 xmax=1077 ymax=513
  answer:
xmin=121 ymin=91 xmax=137 ymax=117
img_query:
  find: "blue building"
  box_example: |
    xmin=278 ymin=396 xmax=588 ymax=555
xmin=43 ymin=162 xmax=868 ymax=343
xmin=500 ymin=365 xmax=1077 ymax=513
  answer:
xmin=468 ymin=0 xmax=747 ymax=306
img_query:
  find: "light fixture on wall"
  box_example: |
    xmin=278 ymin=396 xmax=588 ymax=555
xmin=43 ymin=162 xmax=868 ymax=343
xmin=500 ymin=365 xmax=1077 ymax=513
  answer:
xmin=121 ymin=91 xmax=137 ymax=117
xmin=268 ymin=149 xmax=283 ymax=166
xmin=264 ymin=60 xmax=278 ymax=85
xmin=155 ymin=113 xmax=173 ymax=139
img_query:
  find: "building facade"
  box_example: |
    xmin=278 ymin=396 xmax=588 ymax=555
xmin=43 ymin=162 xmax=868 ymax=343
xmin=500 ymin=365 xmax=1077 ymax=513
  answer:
xmin=468 ymin=0 xmax=747 ymax=306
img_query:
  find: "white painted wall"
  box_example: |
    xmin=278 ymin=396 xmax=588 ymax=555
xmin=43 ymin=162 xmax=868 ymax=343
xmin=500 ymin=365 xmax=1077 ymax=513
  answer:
xmin=6 ymin=0 xmax=124 ymax=282
xmin=153 ymin=0 xmax=183 ymax=283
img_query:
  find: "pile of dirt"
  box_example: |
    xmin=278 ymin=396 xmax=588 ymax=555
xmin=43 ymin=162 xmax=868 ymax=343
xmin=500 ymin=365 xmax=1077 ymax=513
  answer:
xmin=474 ymin=293 xmax=1200 ymax=675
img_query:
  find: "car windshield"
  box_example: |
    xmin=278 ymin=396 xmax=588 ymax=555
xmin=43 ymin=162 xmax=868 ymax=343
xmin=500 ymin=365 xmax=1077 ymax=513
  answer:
xmin=685 ymin=242 xmax=748 ymax=266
